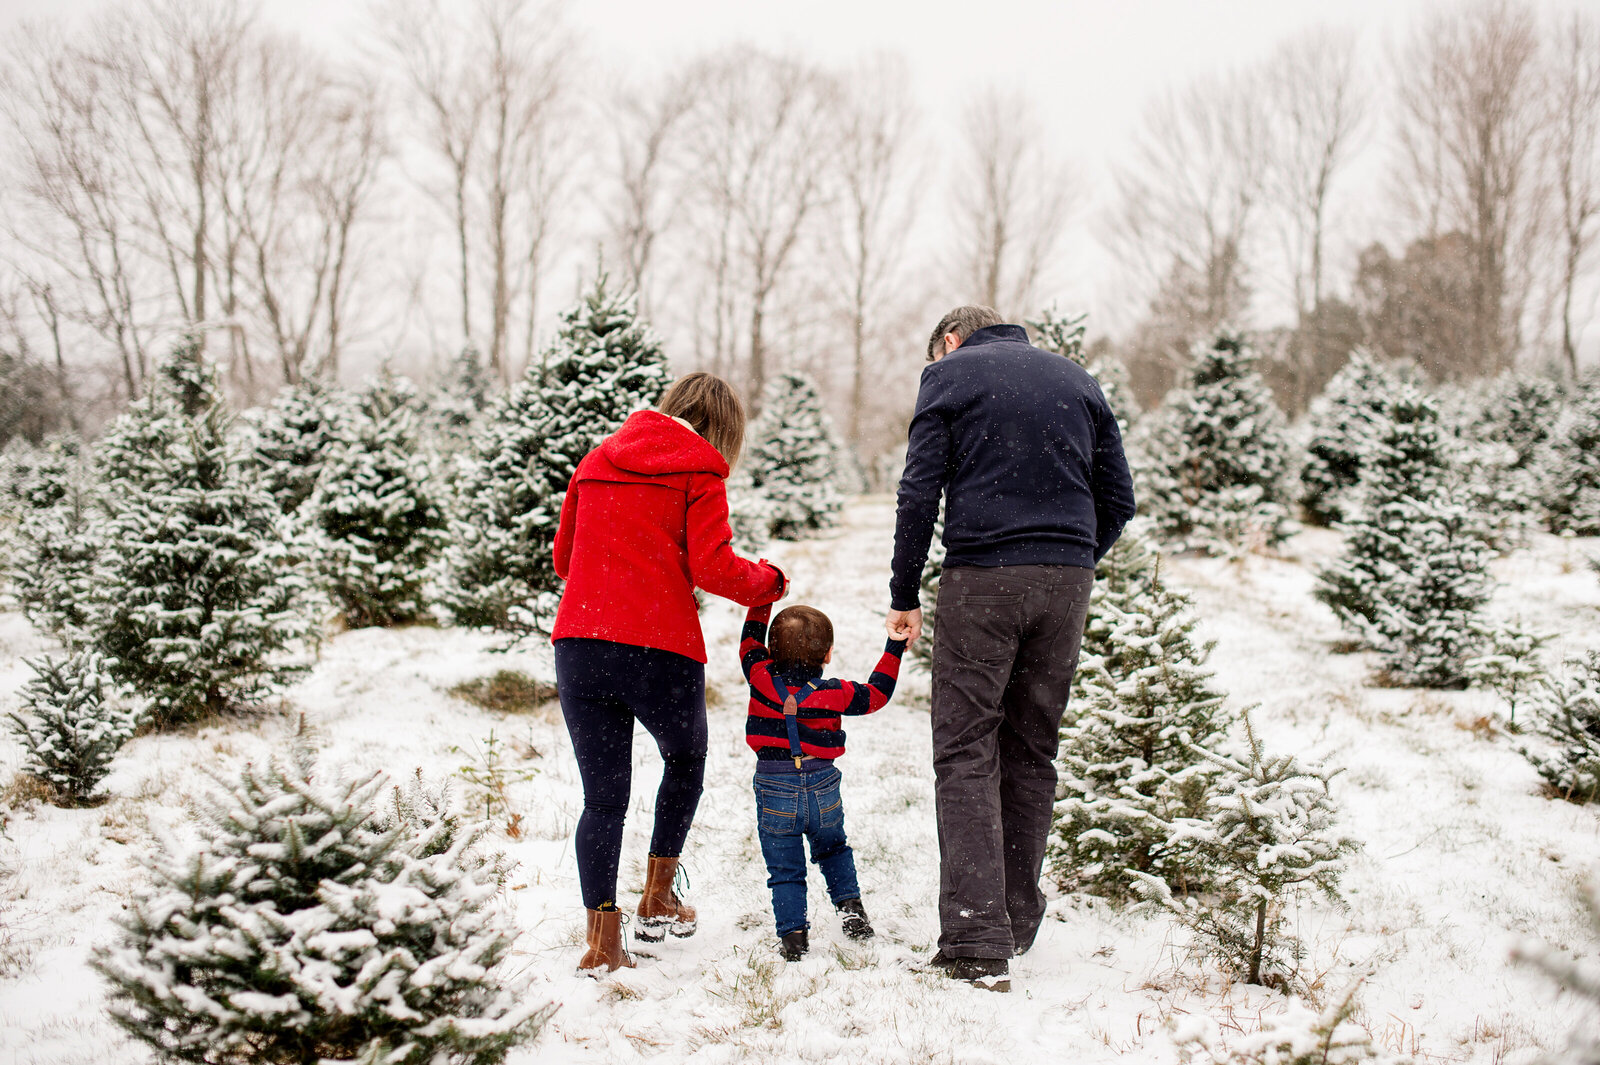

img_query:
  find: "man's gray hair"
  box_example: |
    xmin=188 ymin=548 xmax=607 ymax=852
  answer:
xmin=927 ymin=305 xmax=1003 ymax=361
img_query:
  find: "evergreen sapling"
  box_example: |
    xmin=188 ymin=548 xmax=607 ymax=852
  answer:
xmin=1136 ymin=332 xmax=1293 ymax=554
xmin=243 ymin=380 xmax=354 ymax=517
xmin=1134 ymin=714 xmax=1356 ymax=989
xmin=90 ymin=346 xmax=311 ymax=726
xmin=308 ymin=369 xmax=446 ymax=629
xmin=441 ymin=273 xmax=667 ymax=635
xmin=92 ymin=740 xmax=554 ymax=1064
xmin=1299 ymin=350 xmax=1398 ymax=527
xmin=1050 ymin=537 xmax=1234 ymax=902
xmin=1520 ymin=652 xmax=1600 ymax=804
xmin=1544 ymin=376 xmax=1600 ymax=536
xmin=5 ymin=650 xmax=143 ymax=805
xmin=740 ymin=372 xmax=843 ymax=540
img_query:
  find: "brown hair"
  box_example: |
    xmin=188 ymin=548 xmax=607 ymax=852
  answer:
xmin=927 ymin=305 xmax=1003 ymax=361
xmin=769 ymin=605 xmax=833 ymax=673
xmin=659 ymin=372 xmax=745 ymax=469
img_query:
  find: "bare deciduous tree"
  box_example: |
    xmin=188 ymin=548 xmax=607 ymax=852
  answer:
xmin=605 ymin=68 xmax=699 ymax=315
xmin=380 ymin=0 xmax=574 ymax=382
xmin=828 ymin=54 xmax=920 ymax=446
xmin=1108 ymin=69 xmax=1267 ymax=335
xmin=1263 ymin=26 xmax=1366 ymax=318
xmin=1544 ymin=9 xmax=1600 ymax=379
xmin=681 ymin=48 xmax=837 ymax=399
xmin=1393 ymin=0 xmax=1546 ymax=376
xmin=950 ymin=88 xmax=1075 ymax=319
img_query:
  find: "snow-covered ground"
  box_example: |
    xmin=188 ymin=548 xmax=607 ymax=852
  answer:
xmin=2 ymin=498 xmax=1598 ymax=1064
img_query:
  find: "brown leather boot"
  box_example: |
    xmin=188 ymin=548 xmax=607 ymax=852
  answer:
xmin=636 ymin=854 xmax=697 ymax=941
xmin=577 ymin=907 xmax=635 ymax=974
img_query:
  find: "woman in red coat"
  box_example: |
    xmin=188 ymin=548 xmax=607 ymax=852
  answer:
xmin=552 ymin=372 xmax=785 ymax=973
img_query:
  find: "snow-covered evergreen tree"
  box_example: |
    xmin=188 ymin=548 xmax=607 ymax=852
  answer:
xmin=243 ymin=380 xmax=354 ymax=516
xmin=1465 ymin=619 xmax=1552 ymax=726
xmin=1513 ymin=876 xmax=1600 ymax=1065
xmin=95 ymin=336 xmax=213 ymax=495
xmin=429 ymin=344 xmax=495 ymax=446
xmin=5 ymin=650 xmax=143 ymax=805
xmin=90 ymin=345 xmax=311 ymax=727
xmin=6 ymin=434 xmax=99 ymax=640
xmin=1315 ymin=387 xmax=1495 ymax=688
xmin=1135 ymin=714 xmax=1355 ymax=989
xmin=1520 ymin=653 xmax=1600 ymax=805
xmin=1472 ymin=373 xmax=1564 ymax=471
xmin=1299 ymin=350 xmax=1398 ymax=527
xmin=1136 ymin=332 xmax=1293 ymax=553
xmin=441 ymin=272 xmax=668 ymax=635
xmin=308 ymin=369 xmax=446 ymax=629
xmin=1050 ymin=549 xmax=1234 ymax=901
xmin=740 ymin=372 xmax=842 ymax=540
xmin=1171 ymin=983 xmax=1410 ymax=1065
xmin=1544 ymin=376 xmax=1600 ymax=536
xmin=1073 ymin=524 xmax=1162 ymax=700
xmin=92 ymin=740 xmax=554 ymax=1064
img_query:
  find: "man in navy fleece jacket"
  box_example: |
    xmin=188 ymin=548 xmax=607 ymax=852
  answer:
xmin=886 ymin=305 xmax=1135 ymax=990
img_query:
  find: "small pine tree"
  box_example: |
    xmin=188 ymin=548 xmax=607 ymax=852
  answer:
xmin=1073 ymin=524 xmax=1162 ymax=699
xmin=1135 ymin=715 xmax=1356 ymax=989
xmin=1545 ymin=377 xmax=1600 ymax=535
xmin=1171 ymin=982 xmax=1411 ymax=1065
xmin=91 ymin=346 xmax=311 ymax=726
xmin=1050 ymin=551 xmax=1235 ymax=901
xmin=1520 ymin=653 xmax=1600 ymax=804
xmin=1512 ymin=876 xmax=1600 ymax=1065
xmin=740 ymin=372 xmax=842 ymax=540
xmin=1137 ymin=332 xmax=1293 ymax=553
xmin=5 ymin=651 xmax=144 ymax=805
xmin=1472 ymin=373 xmax=1565 ymax=471
xmin=309 ymin=369 xmax=447 ymax=629
xmin=1315 ymin=387 xmax=1495 ymax=688
xmin=92 ymin=740 xmax=554 ymax=1064
xmin=244 ymin=380 xmax=354 ymax=516
xmin=1465 ymin=619 xmax=1552 ymax=726
xmin=442 ymin=272 xmax=668 ymax=635
xmin=430 ymin=344 xmax=495 ymax=445
xmin=1299 ymin=350 xmax=1398 ymax=527
xmin=7 ymin=436 xmax=99 ymax=640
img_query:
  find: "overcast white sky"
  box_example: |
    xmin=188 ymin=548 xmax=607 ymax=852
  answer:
xmin=2 ymin=0 xmax=1594 ymax=342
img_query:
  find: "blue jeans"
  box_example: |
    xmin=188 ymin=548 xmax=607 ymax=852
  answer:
xmin=752 ymin=763 xmax=860 ymax=937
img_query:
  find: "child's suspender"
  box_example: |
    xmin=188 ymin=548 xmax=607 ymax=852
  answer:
xmin=770 ymin=676 xmax=821 ymax=769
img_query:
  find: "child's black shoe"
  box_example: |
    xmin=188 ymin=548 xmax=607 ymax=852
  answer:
xmin=836 ymin=898 xmax=874 ymax=940
xmin=779 ymin=929 xmax=809 ymax=961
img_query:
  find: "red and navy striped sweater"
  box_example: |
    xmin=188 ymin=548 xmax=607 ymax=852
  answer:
xmin=741 ymin=603 xmax=907 ymax=761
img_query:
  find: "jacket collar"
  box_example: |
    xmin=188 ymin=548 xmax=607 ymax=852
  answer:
xmin=957 ymin=324 xmax=1028 ymax=350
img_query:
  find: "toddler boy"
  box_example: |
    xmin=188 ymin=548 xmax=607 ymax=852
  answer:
xmin=740 ymin=602 xmax=906 ymax=960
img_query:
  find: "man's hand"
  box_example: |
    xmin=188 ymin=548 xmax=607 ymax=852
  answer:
xmin=886 ymin=607 xmax=922 ymax=644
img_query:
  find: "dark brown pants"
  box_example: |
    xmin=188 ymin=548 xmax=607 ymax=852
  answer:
xmin=931 ymin=563 xmax=1094 ymax=959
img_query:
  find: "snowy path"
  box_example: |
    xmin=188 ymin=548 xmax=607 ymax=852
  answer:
xmin=1 ymin=500 xmax=1598 ymax=1063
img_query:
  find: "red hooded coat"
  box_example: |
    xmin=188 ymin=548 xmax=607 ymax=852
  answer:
xmin=552 ymin=410 xmax=784 ymax=663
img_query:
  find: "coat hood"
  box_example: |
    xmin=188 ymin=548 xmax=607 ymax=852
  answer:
xmin=598 ymin=409 xmax=730 ymax=478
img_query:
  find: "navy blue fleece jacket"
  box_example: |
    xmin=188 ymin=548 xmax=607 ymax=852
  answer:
xmin=889 ymin=324 xmax=1137 ymax=611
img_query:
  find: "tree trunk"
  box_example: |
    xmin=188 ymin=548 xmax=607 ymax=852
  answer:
xmin=1250 ymin=899 xmax=1266 ymax=985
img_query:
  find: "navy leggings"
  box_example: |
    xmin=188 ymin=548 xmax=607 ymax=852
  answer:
xmin=554 ymin=637 xmax=708 ymax=910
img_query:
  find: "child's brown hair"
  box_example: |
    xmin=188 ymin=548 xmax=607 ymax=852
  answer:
xmin=769 ymin=605 xmax=833 ymax=672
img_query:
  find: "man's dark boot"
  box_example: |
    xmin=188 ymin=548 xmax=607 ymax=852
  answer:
xmin=922 ymin=951 xmax=1010 ymax=992
xmin=779 ymin=929 xmax=809 ymax=961
xmin=836 ymin=898 xmax=874 ymax=940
